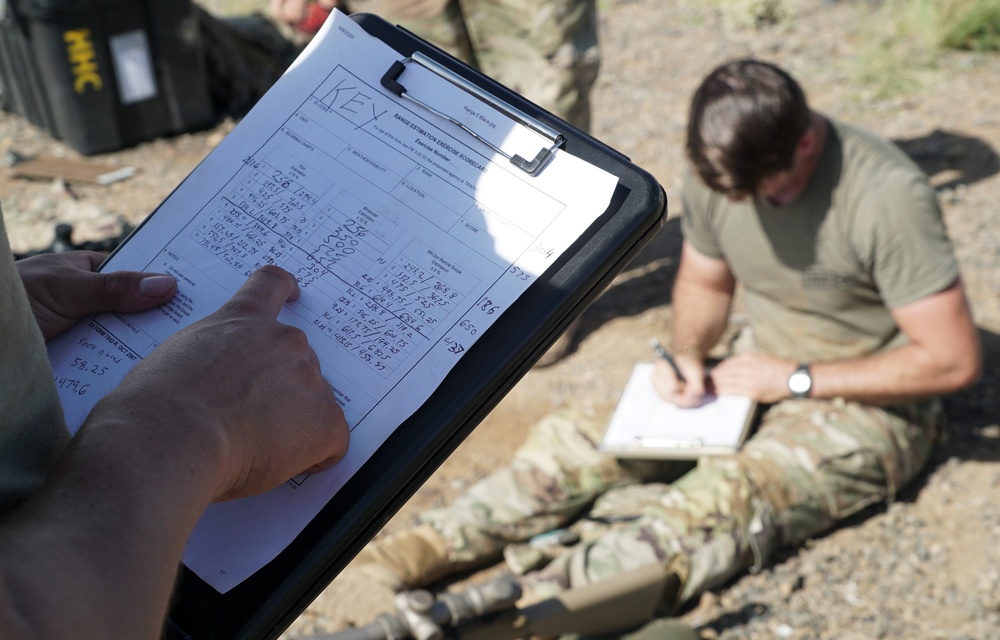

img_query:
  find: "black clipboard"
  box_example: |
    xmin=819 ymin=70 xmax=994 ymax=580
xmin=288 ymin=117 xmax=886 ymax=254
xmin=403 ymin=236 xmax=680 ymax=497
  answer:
xmin=165 ymin=13 xmax=667 ymax=640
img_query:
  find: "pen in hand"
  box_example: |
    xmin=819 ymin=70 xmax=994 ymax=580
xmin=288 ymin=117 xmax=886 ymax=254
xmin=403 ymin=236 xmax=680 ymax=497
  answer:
xmin=650 ymin=339 xmax=686 ymax=383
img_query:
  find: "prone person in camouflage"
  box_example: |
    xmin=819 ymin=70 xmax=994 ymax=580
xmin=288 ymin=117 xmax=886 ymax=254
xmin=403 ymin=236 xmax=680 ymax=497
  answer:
xmin=271 ymin=0 xmax=599 ymax=131
xmin=315 ymin=59 xmax=982 ymax=631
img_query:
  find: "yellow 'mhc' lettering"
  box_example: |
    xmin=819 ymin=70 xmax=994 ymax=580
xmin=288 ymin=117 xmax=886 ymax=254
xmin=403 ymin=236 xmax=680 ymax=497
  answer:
xmin=64 ymin=29 xmax=103 ymax=94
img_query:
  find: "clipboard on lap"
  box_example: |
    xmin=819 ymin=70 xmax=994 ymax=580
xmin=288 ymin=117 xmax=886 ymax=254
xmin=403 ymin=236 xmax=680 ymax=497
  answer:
xmin=599 ymin=363 xmax=759 ymax=460
xmin=161 ymin=12 xmax=668 ymax=639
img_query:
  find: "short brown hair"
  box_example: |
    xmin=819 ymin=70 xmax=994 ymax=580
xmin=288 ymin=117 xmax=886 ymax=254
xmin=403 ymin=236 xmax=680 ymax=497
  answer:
xmin=686 ymin=59 xmax=810 ymax=197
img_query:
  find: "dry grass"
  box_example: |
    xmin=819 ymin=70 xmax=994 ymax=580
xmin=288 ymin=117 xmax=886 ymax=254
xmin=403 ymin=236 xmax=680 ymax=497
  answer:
xmin=849 ymin=0 xmax=1000 ymax=98
xmin=936 ymin=0 xmax=1000 ymax=51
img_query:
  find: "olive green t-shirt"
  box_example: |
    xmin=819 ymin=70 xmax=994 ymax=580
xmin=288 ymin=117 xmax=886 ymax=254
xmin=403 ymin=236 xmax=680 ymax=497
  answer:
xmin=0 ymin=212 xmax=70 ymax=518
xmin=681 ymin=117 xmax=959 ymax=363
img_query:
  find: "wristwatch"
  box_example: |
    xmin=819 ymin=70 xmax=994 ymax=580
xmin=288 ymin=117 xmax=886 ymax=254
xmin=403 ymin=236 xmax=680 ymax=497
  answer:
xmin=788 ymin=363 xmax=812 ymax=398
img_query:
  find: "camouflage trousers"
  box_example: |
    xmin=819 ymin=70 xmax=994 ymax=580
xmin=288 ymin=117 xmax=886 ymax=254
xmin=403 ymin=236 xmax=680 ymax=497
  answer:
xmin=418 ymin=398 xmax=941 ymax=610
xmin=345 ymin=0 xmax=600 ymax=131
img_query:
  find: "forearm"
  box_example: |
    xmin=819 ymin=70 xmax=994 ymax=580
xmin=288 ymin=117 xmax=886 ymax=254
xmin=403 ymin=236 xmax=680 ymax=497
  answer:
xmin=811 ymin=342 xmax=979 ymax=404
xmin=710 ymin=281 xmax=981 ymax=405
xmin=812 ymin=281 xmax=981 ymax=404
xmin=670 ymin=277 xmax=733 ymax=358
xmin=0 ymin=407 xmax=222 ymax=639
xmin=668 ymin=242 xmax=736 ymax=360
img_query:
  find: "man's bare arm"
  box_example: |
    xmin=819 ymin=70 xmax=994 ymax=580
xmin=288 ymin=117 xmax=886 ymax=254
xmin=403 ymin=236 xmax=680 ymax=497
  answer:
xmin=711 ymin=279 xmax=982 ymax=404
xmin=809 ymin=279 xmax=981 ymax=402
xmin=670 ymin=241 xmax=736 ymax=356
xmin=653 ymin=241 xmax=736 ymax=405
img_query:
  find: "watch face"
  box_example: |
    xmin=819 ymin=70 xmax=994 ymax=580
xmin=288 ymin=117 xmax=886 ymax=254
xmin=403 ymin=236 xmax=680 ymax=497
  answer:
xmin=789 ymin=369 xmax=811 ymax=394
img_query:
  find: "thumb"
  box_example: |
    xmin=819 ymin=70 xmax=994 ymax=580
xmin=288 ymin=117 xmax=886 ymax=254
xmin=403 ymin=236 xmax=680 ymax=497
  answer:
xmin=54 ymin=251 xmax=178 ymax=312
xmin=17 ymin=251 xmax=179 ymax=340
xmin=81 ymin=269 xmax=179 ymax=313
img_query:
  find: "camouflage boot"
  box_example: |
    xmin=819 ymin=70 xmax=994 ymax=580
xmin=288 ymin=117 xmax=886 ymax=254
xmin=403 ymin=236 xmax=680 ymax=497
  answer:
xmin=305 ymin=524 xmax=454 ymax=629
xmin=352 ymin=523 xmax=455 ymax=589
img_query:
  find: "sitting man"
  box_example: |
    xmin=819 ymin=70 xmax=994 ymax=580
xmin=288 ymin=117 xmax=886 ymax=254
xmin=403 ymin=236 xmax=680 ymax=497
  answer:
xmin=315 ymin=58 xmax=981 ymax=631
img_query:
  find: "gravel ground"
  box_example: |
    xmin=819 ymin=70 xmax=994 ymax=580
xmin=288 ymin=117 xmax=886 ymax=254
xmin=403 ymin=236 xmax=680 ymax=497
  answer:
xmin=2 ymin=1 xmax=999 ymax=639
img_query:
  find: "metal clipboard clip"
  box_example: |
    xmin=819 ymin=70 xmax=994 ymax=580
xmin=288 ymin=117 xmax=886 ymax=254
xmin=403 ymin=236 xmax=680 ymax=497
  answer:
xmin=381 ymin=51 xmax=564 ymax=176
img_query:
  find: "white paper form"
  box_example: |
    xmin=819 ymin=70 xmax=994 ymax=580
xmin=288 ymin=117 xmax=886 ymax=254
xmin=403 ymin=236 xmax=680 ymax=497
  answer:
xmin=46 ymin=10 xmax=618 ymax=592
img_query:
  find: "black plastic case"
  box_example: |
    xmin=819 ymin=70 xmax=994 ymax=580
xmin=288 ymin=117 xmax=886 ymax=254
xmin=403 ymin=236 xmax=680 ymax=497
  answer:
xmin=0 ymin=0 xmax=214 ymax=154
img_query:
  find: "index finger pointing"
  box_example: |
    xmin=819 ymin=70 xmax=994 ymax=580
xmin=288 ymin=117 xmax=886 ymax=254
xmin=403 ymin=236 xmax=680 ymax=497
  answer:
xmin=224 ymin=265 xmax=301 ymax=318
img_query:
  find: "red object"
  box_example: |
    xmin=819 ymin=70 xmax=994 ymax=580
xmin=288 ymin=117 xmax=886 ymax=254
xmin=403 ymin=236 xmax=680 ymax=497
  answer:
xmin=295 ymin=3 xmax=332 ymax=35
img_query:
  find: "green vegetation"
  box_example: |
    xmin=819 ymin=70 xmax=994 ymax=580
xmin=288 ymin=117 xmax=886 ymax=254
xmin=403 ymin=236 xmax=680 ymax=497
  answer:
xmin=883 ymin=0 xmax=1000 ymax=52
xmin=936 ymin=0 xmax=1000 ymax=51
xmin=719 ymin=0 xmax=791 ymax=29
xmin=852 ymin=0 xmax=1000 ymax=98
